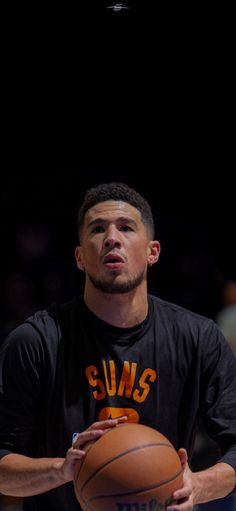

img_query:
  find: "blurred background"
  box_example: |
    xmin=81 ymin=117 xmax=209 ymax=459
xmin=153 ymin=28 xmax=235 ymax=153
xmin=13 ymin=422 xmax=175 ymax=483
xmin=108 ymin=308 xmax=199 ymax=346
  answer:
xmin=1 ymin=169 xmax=235 ymax=340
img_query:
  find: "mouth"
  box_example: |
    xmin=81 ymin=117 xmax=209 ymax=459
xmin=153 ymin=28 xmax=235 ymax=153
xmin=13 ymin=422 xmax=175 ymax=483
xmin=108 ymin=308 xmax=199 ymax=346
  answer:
xmin=103 ymin=253 xmax=125 ymax=269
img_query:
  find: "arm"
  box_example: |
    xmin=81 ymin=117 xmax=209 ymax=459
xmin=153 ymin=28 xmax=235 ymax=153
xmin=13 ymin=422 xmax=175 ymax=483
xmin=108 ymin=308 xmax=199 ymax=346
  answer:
xmin=0 ymin=418 xmax=126 ymax=497
xmin=167 ymin=449 xmax=236 ymax=511
xmin=192 ymin=462 xmax=235 ymax=504
xmin=0 ymin=321 xmax=70 ymax=497
xmin=0 ymin=453 xmax=67 ymax=497
xmin=171 ymin=322 xmax=236 ymax=509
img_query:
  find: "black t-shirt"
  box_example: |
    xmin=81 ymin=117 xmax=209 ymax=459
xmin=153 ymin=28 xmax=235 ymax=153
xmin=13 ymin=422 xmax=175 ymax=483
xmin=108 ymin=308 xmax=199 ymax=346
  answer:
xmin=0 ymin=295 xmax=236 ymax=510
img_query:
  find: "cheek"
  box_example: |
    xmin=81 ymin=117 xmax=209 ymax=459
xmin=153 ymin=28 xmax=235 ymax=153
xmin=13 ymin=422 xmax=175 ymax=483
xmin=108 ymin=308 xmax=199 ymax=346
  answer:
xmin=83 ymin=244 xmax=101 ymax=266
xmin=130 ymin=245 xmax=149 ymax=265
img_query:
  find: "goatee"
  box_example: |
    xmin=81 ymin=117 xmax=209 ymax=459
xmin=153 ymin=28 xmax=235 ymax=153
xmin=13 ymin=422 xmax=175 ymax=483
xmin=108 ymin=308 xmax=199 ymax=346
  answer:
xmin=87 ymin=270 xmax=146 ymax=294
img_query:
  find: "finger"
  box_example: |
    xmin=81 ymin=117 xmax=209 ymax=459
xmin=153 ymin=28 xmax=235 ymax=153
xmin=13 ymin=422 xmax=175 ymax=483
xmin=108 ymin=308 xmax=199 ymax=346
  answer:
xmin=88 ymin=417 xmax=127 ymax=430
xmin=172 ymin=485 xmax=191 ymax=501
xmin=178 ymin=448 xmax=188 ymax=466
xmin=73 ymin=417 xmax=129 ymax=449
xmin=67 ymin=447 xmax=86 ymax=460
xmin=166 ymin=495 xmax=192 ymax=511
xmin=116 ymin=416 xmax=128 ymax=423
xmin=173 ymin=474 xmax=191 ymax=501
xmin=73 ymin=429 xmax=104 ymax=448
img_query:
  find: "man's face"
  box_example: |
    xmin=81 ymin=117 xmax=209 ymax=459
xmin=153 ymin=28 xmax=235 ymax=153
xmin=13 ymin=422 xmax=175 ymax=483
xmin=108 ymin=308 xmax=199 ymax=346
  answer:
xmin=75 ymin=201 xmax=160 ymax=294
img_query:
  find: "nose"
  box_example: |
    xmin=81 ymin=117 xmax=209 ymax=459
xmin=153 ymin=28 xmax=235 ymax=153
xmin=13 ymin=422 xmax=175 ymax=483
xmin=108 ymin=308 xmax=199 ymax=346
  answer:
xmin=103 ymin=225 xmax=121 ymax=249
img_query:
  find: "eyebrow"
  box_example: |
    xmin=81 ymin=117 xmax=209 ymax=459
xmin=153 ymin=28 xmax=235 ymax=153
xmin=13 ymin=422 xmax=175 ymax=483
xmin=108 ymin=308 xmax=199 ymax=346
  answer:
xmin=87 ymin=217 xmax=138 ymax=228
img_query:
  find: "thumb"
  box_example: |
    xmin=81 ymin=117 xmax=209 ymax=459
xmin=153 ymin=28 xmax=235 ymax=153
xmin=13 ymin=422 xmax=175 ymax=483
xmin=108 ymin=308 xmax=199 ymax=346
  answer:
xmin=178 ymin=447 xmax=188 ymax=468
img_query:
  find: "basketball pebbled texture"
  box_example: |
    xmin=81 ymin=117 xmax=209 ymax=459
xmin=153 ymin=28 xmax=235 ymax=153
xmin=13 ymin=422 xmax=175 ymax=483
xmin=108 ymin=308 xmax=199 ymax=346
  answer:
xmin=74 ymin=423 xmax=183 ymax=511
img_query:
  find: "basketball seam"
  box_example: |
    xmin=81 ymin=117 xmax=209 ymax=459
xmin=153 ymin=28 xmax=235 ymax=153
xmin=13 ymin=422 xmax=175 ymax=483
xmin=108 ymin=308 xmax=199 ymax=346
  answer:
xmin=75 ymin=426 xmax=119 ymax=481
xmin=88 ymin=467 xmax=183 ymax=502
xmin=75 ymin=441 xmax=95 ymax=481
xmin=80 ymin=443 xmax=176 ymax=495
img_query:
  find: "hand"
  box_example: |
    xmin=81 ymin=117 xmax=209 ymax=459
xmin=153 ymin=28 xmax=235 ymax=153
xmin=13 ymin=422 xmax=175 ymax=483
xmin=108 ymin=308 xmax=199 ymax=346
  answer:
xmin=57 ymin=417 xmax=127 ymax=483
xmin=167 ymin=448 xmax=194 ymax=511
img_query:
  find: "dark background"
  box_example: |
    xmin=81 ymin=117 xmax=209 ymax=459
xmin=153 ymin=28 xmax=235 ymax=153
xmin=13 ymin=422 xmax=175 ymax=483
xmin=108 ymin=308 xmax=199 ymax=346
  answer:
xmin=1 ymin=168 xmax=235 ymax=341
xmin=1 ymin=3 xmax=235 ymax=510
xmin=1 ymin=0 xmax=235 ymax=338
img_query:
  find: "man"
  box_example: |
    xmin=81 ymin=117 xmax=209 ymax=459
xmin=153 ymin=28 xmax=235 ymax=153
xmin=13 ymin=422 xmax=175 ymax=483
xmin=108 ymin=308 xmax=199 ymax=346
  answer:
xmin=0 ymin=182 xmax=235 ymax=511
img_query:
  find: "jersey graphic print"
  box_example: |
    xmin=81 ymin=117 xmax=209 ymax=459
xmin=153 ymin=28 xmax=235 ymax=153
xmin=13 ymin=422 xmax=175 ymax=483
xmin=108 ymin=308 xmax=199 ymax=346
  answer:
xmin=85 ymin=358 xmax=157 ymax=422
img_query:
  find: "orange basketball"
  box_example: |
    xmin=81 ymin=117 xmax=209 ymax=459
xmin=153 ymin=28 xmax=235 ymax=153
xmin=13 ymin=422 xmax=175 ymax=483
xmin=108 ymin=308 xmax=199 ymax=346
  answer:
xmin=74 ymin=423 xmax=183 ymax=511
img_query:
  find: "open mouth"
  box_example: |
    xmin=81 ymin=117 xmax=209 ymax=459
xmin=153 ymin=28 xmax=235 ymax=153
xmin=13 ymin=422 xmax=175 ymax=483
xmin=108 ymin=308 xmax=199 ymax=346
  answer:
xmin=103 ymin=253 xmax=125 ymax=266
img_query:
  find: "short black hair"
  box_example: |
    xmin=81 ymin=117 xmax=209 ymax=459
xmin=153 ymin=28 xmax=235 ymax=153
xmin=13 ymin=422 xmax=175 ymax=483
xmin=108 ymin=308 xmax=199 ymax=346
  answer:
xmin=77 ymin=182 xmax=155 ymax=241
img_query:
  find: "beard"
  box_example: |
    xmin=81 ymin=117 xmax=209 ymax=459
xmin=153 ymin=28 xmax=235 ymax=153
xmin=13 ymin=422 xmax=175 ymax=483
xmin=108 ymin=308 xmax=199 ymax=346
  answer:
xmin=87 ymin=269 xmax=146 ymax=294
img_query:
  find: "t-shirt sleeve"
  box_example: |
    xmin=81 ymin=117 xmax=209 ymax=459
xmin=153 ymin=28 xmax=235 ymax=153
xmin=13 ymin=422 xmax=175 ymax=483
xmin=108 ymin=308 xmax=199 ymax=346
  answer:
xmin=201 ymin=321 xmax=236 ymax=473
xmin=0 ymin=323 xmax=46 ymax=458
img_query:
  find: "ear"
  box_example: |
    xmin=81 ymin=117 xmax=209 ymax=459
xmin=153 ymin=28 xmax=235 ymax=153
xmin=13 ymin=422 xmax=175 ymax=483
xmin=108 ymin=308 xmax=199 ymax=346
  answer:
xmin=147 ymin=241 xmax=161 ymax=267
xmin=75 ymin=246 xmax=85 ymax=271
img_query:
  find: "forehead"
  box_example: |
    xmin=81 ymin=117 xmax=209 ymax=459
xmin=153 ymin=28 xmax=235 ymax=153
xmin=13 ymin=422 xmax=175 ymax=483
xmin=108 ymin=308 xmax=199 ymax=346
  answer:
xmin=84 ymin=201 xmax=143 ymax=224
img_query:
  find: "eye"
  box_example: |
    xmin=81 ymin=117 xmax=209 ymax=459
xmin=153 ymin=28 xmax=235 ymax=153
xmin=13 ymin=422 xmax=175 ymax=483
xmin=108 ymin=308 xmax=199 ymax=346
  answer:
xmin=120 ymin=225 xmax=133 ymax=232
xmin=91 ymin=226 xmax=105 ymax=233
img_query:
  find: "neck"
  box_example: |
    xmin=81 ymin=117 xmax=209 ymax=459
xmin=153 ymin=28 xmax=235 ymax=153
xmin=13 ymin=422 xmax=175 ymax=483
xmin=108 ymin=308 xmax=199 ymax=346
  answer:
xmin=84 ymin=282 xmax=149 ymax=328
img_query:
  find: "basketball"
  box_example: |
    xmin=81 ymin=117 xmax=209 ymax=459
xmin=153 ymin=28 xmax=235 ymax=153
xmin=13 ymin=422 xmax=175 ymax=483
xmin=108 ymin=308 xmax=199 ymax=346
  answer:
xmin=74 ymin=423 xmax=183 ymax=511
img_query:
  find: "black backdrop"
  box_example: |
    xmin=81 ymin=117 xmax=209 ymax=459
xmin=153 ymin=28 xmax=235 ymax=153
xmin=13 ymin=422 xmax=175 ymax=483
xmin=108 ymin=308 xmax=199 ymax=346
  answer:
xmin=1 ymin=0 xmax=235 ymax=338
xmin=1 ymin=168 xmax=235 ymax=341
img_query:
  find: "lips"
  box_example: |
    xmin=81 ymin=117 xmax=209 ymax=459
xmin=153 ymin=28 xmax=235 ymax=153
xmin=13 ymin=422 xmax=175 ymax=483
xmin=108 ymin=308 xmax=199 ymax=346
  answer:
xmin=103 ymin=253 xmax=125 ymax=264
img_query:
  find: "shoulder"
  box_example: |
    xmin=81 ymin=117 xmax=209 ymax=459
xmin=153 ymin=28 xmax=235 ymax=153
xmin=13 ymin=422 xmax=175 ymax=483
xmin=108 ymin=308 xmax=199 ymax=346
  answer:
xmin=1 ymin=297 xmax=81 ymax=356
xmin=149 ymin=294 xmax=212 ymax=327
xmin=148 ymin=296 xmax=236 ymax=375
xmin=148 ymin=294 xmax=228 ymax=351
